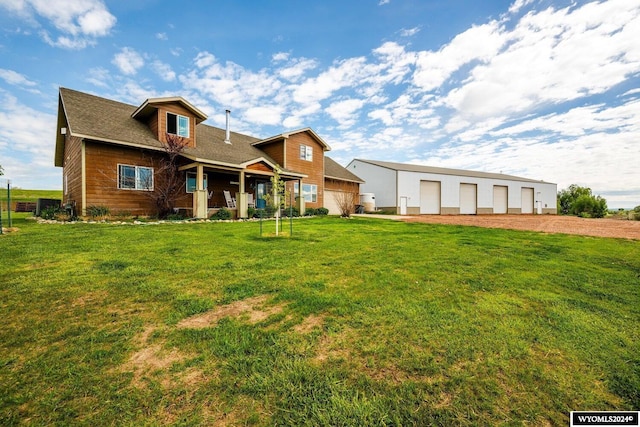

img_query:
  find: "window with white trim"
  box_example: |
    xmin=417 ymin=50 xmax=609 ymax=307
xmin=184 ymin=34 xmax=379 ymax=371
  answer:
xmin=186 ymin=172 xmax=208 ymax=193
xmin=300 ymin=144 xmax=313 ymax=161
xmin=167 ymin=112 xmax=189 ymax=138
xmin=295 ymin=182 xmax=317 ymax=203
xmin=118 ymin=164 xmax=154 ymax=191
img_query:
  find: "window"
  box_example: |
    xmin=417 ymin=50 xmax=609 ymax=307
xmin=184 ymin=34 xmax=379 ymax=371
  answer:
xmin=186 ymin=172 xmax=208 ymax=193
xmin=300 ymin=144 xmax=313 ymax=161
xmin=118 ymin=164 xmax=153 ymax=190
xmin=295 ymin=183 xmax=317 ymax=203
xmin=167 ymin=112 xmax=189 ymax=138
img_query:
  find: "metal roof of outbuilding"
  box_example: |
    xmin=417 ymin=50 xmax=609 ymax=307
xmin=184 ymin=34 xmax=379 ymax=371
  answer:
xmin=352 ymin=159 xmax=554 ymax=184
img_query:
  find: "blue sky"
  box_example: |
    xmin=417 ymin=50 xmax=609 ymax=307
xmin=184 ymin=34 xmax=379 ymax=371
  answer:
xmin=0 ymin=0 xmax=639 ymax=208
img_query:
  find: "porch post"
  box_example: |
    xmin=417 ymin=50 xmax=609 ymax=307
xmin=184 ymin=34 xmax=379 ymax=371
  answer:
xmin=296 ymin=178 xmax=305 ymax=214
xmin=237 ymin=170 xmax=248 ymax=218
xmin=193 ymin=163 xmax=207 ymax=218
xmin=239 ymin=171 xmax=245 ymax=194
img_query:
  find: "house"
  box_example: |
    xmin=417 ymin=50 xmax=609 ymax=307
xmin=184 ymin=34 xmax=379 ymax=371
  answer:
xmin=54 ymin=88 xmax=362 ymax=218
xmin=347 ymin=159 xmax=557 ymax=215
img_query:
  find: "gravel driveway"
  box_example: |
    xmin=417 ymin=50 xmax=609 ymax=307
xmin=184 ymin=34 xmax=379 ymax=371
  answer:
xmin=393 ymin=214 xmax=640 ymax=240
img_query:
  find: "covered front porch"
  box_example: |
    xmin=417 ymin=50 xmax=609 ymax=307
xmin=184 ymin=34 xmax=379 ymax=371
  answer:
xmin=178 ymin=161 xmax=306 ymax=219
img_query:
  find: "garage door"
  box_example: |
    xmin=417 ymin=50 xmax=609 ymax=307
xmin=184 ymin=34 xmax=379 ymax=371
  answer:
xmin=324 ymin=190 xmax=341 ymax=215
xmin=493 ymin=185 xmax=508 ymax=214
xmin=460 ymin=183 xmax=477 ymax=214
xmin=521 ymin=187 xmax=534 ymax=214
xmin=420 ymin=181 xmax=441 ymax=214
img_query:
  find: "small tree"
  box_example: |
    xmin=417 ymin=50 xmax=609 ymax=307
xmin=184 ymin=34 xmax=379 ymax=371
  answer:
xmin=146 ymin=133 xmax=188 ymax=218
xmin=557 ymin=184 xmax=607 ymax=218
xmin=263 ymin=167 xmax=288 ymax=236
xmin=0 ymin=164 xmax=4 ymax=175
xmin=333 ymin=185 xmax=358 ymax=218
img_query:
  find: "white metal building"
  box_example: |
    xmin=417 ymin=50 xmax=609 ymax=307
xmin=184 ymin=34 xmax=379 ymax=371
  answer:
xmin=347 ymin=159 xmax=557 ymax=215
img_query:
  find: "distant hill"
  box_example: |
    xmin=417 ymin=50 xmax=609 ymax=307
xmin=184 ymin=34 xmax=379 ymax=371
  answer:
xmin=1 ymin=189 xmax=63 ymax=211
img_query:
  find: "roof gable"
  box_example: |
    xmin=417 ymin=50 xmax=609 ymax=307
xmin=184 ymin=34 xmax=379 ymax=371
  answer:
xmin=253 ymin=128 xmax=331 ymax=151
xmin=132 ymin=97 xmax=208 ymax=124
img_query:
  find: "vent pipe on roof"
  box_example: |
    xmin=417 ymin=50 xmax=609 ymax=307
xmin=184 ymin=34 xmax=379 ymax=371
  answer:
xmin=224 ymin=109 xmax=231 ymax=144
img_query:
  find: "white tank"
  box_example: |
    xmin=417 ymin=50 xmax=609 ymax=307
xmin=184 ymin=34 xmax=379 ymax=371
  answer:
xmin=360 ymin=193 xmax=376 ymax=212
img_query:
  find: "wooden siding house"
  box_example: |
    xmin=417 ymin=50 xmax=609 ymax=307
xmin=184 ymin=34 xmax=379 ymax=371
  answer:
xmin=54 ymin=88 xmax=362 ymax=218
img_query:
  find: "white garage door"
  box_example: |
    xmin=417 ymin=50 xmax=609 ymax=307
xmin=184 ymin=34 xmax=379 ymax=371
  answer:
xmin=325 ymin=190 xmax=341 ymax=215
xmin=460 ymin=183 xmax=477 ymax=214
xmin=521 ymin=187 xmax=534 ymax=214
xmin=420 ymin=181 xmax=441 ymax=214
xmin=493 ymin=185 xmax=508 ymax=214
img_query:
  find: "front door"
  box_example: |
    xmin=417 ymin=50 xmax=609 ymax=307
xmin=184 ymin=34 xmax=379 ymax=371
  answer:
xmin=256 ymin=181 xmax=271 ymax=209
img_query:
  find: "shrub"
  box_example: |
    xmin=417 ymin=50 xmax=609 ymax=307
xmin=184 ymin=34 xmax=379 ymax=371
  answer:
xmin=166 ymin=213 xmax=185 ymax=221
xmin=254 ymin=206 xmax=275 ymax=218
xmin=112 ymin=210 xmax=133 ymax=220
xmin=247 ymin=207 xmax=256 ymax=218
xmin=282 ymin=206 xmax=300 ymax=217
xmin=211 ymin=207 xmax=232 ymax=220
xmin=304 ymin=207 xmax=316 ymax=216
xmin=40 ymin=205 xmax=63 ymax=220
xmin=557 ymin=184 xmax=607 ymax=218
xmin=316 ymin=207 xmax=329 ymax=216
xmin=87 ymin=205 xmax=110 ymax=218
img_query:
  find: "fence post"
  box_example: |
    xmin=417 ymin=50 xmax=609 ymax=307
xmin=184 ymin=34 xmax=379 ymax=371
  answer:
xmin=7 ymin=181 xmax=11 ymax=228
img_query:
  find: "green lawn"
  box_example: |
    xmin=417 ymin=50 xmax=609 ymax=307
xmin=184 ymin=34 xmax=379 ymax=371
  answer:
xmin=1 ymin=214 xmax=638 ymax=426
xmin=2 ymin=188 xmax=62 ymax=204
xmin=0 ymin=189 xmax=62 ymax=220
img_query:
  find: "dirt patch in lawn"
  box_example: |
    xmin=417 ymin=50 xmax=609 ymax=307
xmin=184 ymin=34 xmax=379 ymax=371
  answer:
xmin=293 ymin=314 xmax=325 ymax=334
xmin=398 ymin=215 xmax=640 ymax=240
xmin=177 ymin=296 xmax=285 ymax=329
xmin=122 ymin=326 xmax=195 ymax=388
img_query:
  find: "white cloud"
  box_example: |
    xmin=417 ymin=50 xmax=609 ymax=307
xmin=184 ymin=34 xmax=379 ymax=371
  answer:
xmin=151 ymin=60 xmax=176 ymax=82
xmin=272 ymin=52 xmax=290 ymax=62
xmin=0 ymin=90 xmax=57 ymax=187
xmin=112 ymin=47 xmax=145 ymax=75
xmin=326 ymin=98 xmax=366 ymax=128
xmin=243 ymin=106 xmax=283 ymax=126
xmin=0 ymin=0 xmax=116 ymax=49
xmin=508 ymin=0 xmax=534 ymax=15
xmin=379 ymin=0 xmax=390 ymax=5
xmin=180 ymin=52 xmax=283 ymax=111
xmin=413 ymin=21 xmax=506 ymax=91
xmin=292 ymin=57 xmax=370 ymax=105
xmin=0 ymin=69 xmax=36 ymax=86
xmin=86 ymin=67 xmax=110 ymax=87
xmin=442 ymin=0 xmax=640 ymax=122
xmin=400 ymin=27 xmax=420 ymax=37
xmin=277 ymin=57 xmax=318 ymax=82
xmin=156 ymin=32 xmax=168 ymax=41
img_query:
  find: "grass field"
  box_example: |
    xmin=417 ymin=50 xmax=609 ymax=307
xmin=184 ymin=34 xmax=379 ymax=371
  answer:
xmin=1 ymin=214 xmax=638 ymax=426
xmin=0 ymin=189 xmax=63 ymax=218
xmin=4 ymin=189 xmax=63 ymax=202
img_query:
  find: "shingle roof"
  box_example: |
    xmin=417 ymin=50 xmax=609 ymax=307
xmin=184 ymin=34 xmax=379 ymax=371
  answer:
xmin=354 ymin=159 xmax=553 ymax=184
xmin=325 ymin=157 xmax=364 ymax=183
xmin=57 ymin=87 xmax=277 ymax=169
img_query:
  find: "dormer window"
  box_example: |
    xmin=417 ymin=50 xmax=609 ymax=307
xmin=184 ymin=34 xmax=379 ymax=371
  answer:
xmin=167 ymin=112 xmax=189 ymax=138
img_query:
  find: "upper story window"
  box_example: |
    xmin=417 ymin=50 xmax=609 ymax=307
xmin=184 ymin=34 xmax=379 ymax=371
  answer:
xmin=118 ymin=164 xmax=153 ymax=191
xmin=167 ymin=112 xmax=189 ymax=138
xmin=300 ymin=144 xmax=313 ymax=161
